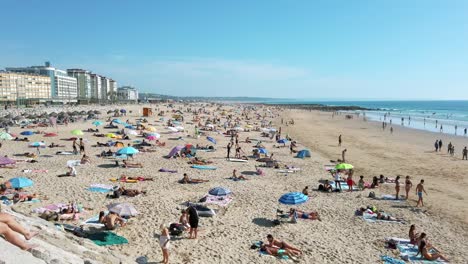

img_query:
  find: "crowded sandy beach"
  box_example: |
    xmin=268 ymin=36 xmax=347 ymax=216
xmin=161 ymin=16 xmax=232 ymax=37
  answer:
xmin=0 ymin=103 xmax=466 ymax=263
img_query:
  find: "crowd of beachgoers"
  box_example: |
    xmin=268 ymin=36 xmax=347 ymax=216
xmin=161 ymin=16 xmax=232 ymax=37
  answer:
xmin=0 ymin=102 xmax=464 ymax=263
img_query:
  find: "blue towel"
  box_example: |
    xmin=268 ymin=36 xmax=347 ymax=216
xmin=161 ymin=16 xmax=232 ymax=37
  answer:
xmin=87 ymin=187 xmax=112 ymax=193
xmin=397 ymin=243 xmax=446 ymax=263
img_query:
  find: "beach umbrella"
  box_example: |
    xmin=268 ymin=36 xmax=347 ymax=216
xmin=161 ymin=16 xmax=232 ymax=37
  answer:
xmin=277 ymin=139 xmax=289 ymax=144
xmin=20 ymin=131 xmax=34 ymax=136
xmin=29 ymin=141 xmax=45 ymax=147
xmin=206 ymin=136 xmax=216 ymax=144
xmin=278 ymin=192 xmax=309 ymax=205
xmin=125 ymin=125 xmax=136 ymax=129
xmin=106 ymin=133 xmax=116 ymax=138
xmin=71 ymin=129 xmax=84 ymax=136
xmin=0 ymin=132 xmax=13 ymax=140
xmin=146 ymin=135 xmax=157 ymax=141
xmin=44 ymin=132 xmax=58 ymax=137
xmin=112 ymin=119 xmax=122 ymax=124
xmin=8 ymin=177 xmax=34 ymax=188
xmin=208 ymin=187 xmax=232 ymax=196
xmin=120 ymin=109 xmax=126 ymax=113
xmin=127 ymin=130 xmax=138 ymax=136
xmin=107 ymin=203 xmax=138 ymax=217
xmin=116 ymin=147 xmax=139 ymax=155
xmin=257 ymin=148 xmax=268 ymax=154
xmin=146 ymin=126 xmax=157 ymax=132
xmin=0 ymin=157 xmax=15 ymax=165
xmin=335 ymin=163 xmax=354 ymax=170
xmin=92 ymin=120 xmax=103 ymax=127
xmin=146 ymin=133 xmax=160 ymax=140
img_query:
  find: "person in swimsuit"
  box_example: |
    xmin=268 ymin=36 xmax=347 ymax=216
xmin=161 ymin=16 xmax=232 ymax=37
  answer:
xmin=159 ymin=224 xmax=170 ymax=264
xmin=181 ymin=173 xmax=209 ymax=184
xmin=358 ymin=175 xmax=365 ymax=190
xmin=266 ymin=234 xmax=302 ymax=256
xmin=405 ymin=176 xmax=413 ymax=200
xmin=289 ymin=209 xmax=320 ymax=221
xmin=346 ymin=169 xmax=354 ymax=192
xmin=334 ymin=171 xmax=342 ymax=191
xmin=416 ymin=179 xmax=428 ymax=207
xmin=187 ymin=206 xmax=199 ymax=239
xmin=417 ymin=241 xmax=449 ymax=262
xmin=179 ymin=209 xmax=190 ymax=229
xmin=261 ymin=245 xmax=299 ymax=262
xmin=409 ymin=225 xmax=420 ymax=245
xmin=0 ymin=212 xmax=38 ymax=250
xmin=231 ymin=169 xmax=249 ymax=181
xmin=99 ymin=211 xmax=126 ymax=230
xmin=395 ymin=176 xmax=401 ymax=200
xmin=376 ymin=212 xmax=403 ymax=222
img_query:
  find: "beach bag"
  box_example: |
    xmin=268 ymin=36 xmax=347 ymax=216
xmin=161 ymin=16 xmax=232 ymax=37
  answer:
xmin=169 ymin=223 xmax=183 ymax=236
xmin=368 ymin=191 xmax=376 ymax=198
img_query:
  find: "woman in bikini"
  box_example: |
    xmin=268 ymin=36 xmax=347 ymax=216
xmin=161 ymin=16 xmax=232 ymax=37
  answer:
xmin=409 ymin=225 xmax=420 ymax=244
xmin=289 ymin=209 xmax=321 ymax=221
xmin=266 ymin=234 xmax=302 ymax=256
xmin=405 ymin=175 xmax=413 ymax=200
xmin=417 ymin=241 xmax=449 ymax=262
xmin=395 ymin=176 xmax=401 ymax=200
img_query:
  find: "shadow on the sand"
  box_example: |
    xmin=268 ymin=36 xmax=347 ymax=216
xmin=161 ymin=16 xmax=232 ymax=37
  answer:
xmin=241 ymin=171 xmax=257 ymax=176
xmin=252 ymin=217 xmax=275 ymax=227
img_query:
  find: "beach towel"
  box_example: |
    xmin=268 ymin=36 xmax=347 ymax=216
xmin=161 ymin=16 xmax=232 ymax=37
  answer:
xmin=191 ymin=165 xmax=217 ymax=170
xmin=362 ymin=213 xmax=405 ymax=224
xmin=22 ymin=169 xmax=48 ymax=173
xmin=204 ymin=195 xmax=233 ymax=207
xmin=56 ymin=151 xmax=74 ymax=155
xmin=397 ymin=242 xmax=446 ymax=263
xmin=82 ymin=214 xmax=105 ymax=227
xmin=159 ymin=168 xmax=177 ymax=173
xmin=87 ymin=232 xmax=128 ymax=246
xmin=331 ymin=181 xmax=359 ymax=191
xmin=32 ymin=203 xmax=68 ymax=214
xmin=375 ymin=195 xmax=405 ymax=202
xmin=87 ymin=187 xmax=112 ymax=193
xmin=381 ymin=255 xmax=406 ymax=264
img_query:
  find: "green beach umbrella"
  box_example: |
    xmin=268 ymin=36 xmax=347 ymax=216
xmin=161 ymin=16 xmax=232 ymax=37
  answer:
xmin=335 ymin=163 xmax=354 ymax=170
xmin=71 ymin=129 xmax=84 ymax=136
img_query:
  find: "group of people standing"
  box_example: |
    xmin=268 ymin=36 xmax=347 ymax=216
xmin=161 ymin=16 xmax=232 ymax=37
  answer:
xmin=434 ymin=139 xmax=468 ymax=160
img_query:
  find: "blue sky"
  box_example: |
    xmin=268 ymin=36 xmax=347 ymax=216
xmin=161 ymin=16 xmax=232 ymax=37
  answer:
xmin=1 ymin=0 xmax=468 ymax=99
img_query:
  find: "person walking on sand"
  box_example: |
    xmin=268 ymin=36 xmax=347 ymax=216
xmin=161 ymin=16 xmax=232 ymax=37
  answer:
xmin=447 ymin=142 xmax=452 ymax=154
xmin=72 ymin=139 xmax=78 ymax=155
xmin=434 ymin=140 xmax=439 ymax=152
xmin=416 ymin=180 xmax=427 ymax=207
xmin=226 ymin=142 xmax=232 ymax=160
xmin=338 ymin=134 xmax=342 ymax=146
xmin=395 ymin=176 xmax=401 ymax=200
xmin=346 ymin=170 xmax=354 ymax=192
xmin=187 ymin=205 xmax=199 ymax=239
xmin=159 ymin=224 xmax=170 ymax=264
xmin=438 ymin=139 xmax=443 ymax=152
xmin=79 ymin=138 xmax=85 ymax=154
xmin=462 ymin=146 xmax=468 ymax=160
xmin=405 ymin=176 xmax=413 ymax=200
xmin=342 ymin=149 xmax=347 ymax=162
xmin=390 ymin=127 xmax=393 ymax=134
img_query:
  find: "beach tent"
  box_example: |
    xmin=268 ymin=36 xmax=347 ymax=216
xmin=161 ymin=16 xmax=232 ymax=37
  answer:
xmin=167 ymin=146 xmax=184 ymax=158
xmin=296 ymin=149 xmax=311 ymax=159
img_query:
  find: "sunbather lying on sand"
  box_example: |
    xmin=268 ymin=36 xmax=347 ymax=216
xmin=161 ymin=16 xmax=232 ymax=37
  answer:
xmin=289 ymin=209 xmax=321 ymax=221
xmin=0 ymin=212 xmax=38 ymax=250
xmin=48 ymin=143 xmax=65 ymax=148
xmin=99 ymin=211 xmax=126 ymax=230
xmin=14 ymin=137 xmax=30 ymax=142
xmin=180 ymin=173 xmax=209 ymax=184
xmin=119 ymin=175 xmax=153 ymax=181
xmin=122 ymin=160 xmax=143 ymax=168
xmin=12 ymin=193 xmax=37 ymax=203
xmin=266 ymin=234 xmax=302 ymax=256
xmin=260 ymin=245 xmax=299 ymax=262
xmin=417 ymin=241 xmax=449 ymax=262
xmin=231 ymin=169 xmax=249 ymax=180
xmin=376 ymin=212 xmax=404 ymax=222
xmin=189 ymin=157 xmax=213 ymax=165
xmin=118 ymin=186 xmax=146 ymax=197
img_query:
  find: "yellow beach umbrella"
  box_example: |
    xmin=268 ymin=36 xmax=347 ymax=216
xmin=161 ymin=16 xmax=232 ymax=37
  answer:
xmin=146 ymin=126 xmax=157 ymax=132
xmin=71 ymin=129 xmax=84 ymax=136
xmin=106 ymin=133 xmax=116 ymax=138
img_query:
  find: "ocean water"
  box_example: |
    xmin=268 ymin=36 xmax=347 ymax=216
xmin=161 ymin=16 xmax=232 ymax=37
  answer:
xmin=266 ymin=100 xmax=468 ymax=136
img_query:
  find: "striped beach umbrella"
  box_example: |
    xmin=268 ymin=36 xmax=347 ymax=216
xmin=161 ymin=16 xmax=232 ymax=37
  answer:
xmin=278 ymin=192 xmax=309 ymax=205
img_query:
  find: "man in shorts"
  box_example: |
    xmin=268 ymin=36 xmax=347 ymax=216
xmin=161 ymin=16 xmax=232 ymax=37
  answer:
xmin=416 ymin=180 xmax=428 ymax=207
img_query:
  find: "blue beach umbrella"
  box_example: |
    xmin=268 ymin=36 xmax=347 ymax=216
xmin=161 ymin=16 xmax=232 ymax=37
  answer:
xmin=206 ymin=136 xmax=217 ymax=144
xmin=258 ymin=148 xmax=268 ymax=154
xmin=125 ymin=125 xmax=136 ymax=129
xmin=20 ymin=131 xmax=34 ymax=136
xmin=112 ymin=119 xmax=122 ymax=124
xmin=9 ymin=177 xmax=34 ymax=188
xmin=116 ymin=147 xmax=139 ymax=155
xmin=277 ymin=139 xmax=289 ymax=144
xmin=278 ymin=192 xmax=309 ymax=205
xmin=209 ymin=187 xmax=232 ymax=196
xmin=92 ymin=120 xmax=103 ymax=127
xmin=29 ymin=142 xmax=45 ymax=147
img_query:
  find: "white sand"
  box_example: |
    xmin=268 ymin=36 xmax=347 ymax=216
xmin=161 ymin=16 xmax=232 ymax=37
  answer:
xmin=0 ymin=104 xmax=465 ymax=263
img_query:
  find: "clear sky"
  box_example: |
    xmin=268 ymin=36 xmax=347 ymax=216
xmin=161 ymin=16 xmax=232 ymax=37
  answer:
xmin=1 ymin=0 xmax=468 ymax=100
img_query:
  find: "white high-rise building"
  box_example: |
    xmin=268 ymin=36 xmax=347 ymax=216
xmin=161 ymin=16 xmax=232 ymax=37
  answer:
xmin=67 ymin=69 xmax=91 ymax=100
xmin=117 ymin=86 xmax=139 ymax=102
xmin=6 ymin=62 xmax=78 ymax=103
